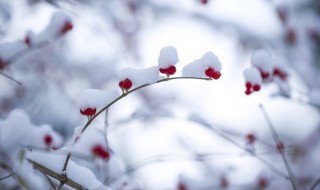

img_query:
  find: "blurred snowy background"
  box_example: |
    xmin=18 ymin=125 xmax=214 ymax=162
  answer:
xmin=0 ymin=0 xmax=320 ymax=189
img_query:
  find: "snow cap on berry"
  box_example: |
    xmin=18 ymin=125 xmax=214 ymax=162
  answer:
xmin=119 ymin=66 xmax=160 ymax=87
xmin=251 ymin=49 xmax=273 ymax=73
xmin=182 ymin=51 xmax=222 ymax=78
xmin=309 ymin=89 xmax=320 ymax=107
xmin=73 ymin=127 xmax=110 ymax=160
xmin=243 ymin=67 xmax=262 ymax=85
xmin=201 ymin=51 xmax=222 ymax=72
xmin=77 ymin=89 xmax=119 ymax=111
xmin=158 ymin=46 xmax=179 ymax=68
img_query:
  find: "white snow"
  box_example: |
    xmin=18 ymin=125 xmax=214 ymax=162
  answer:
xmin=243 ymin=67 xmax=262 ymax=84
xmin=27 ymin=150 xmax=108 ymax=189
xmin=23 ymin=124 xmax=63 ymax=149
xmin=0 ymin=109 xmax=34 ymax=157
xmin=77 ymin=89 xmax=119 ymax=111
xmin=250 ymin=49 xmax=273 ymax=73
xmin=0 ymin=41 xmax=27 ymax=62
xmin=182 ymin=51 xmax=222 ymax=78
xmin=72 ymin=127 xmax=107 ymax=158
xmin=182 ymin=59 xmax=207 ymax=78
xmin=201 ymin=51 xmax=222 ymax=71
xmin=119 ymin=66 xmax=160 ymax=87
xmin=14 ymin=160 xmax=46 ymax=189
xmin=309 ymin=89 xmax=320 ymax=107
xmin=29 ymin=11 xmax=72 ymax=44
xmin=158 ymin=46 xmax=179 ymax=68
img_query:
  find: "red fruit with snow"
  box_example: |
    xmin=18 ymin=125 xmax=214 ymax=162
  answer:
xmin=177 ymin=182 xmax=187 ymax=190
xmin=285 ymin=28 xmax=297 ymax=45
xmin=200 ymin=0 xmax=209 ymax=4
xmin=273 ymin=67 xmax=288 ymax=80
xmin=243 ymin=67 xmax=262 ymax=95
xmin=24 ymin=36 xmax=31 ymax=47
xmin=0 ymin=58 xmax=5 ymax=70
xmin=257 ymin=177 xmax=268 ymax=188
xmin=246 ymin=133 xmax=256 ymax=144
xmin=60 ymin=21 xmax=73 ymax=34
xmin=260 ymin=71 xmax=270 ymax=81
xmin=80 ymin=107 xmax=96 ymax=117
xmin=159 ymin=65 xmax=176 ymax=77
xmin=220 ymin=176 xmax=229 ymax=188
xmin=44 ymin=134 xmax=53 ymax=146
xmin=253 ymin=84 xmax=261 ymax=92
xmin=205 ymin=67 xmax=221 ymax=79
xmin=277 ymin=142 xmax=285 ymax=152
xmin=119 ymin=78 xmax=133 ymax=92
xmin=92 ymin=144 xmax=110 ymax=160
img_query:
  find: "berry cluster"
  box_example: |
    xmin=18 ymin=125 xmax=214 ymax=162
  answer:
xmin=244 ymin=50 xmax=289 ymax=95
xmin=119 ymin=78 xmax=133 ymax=93
xmin=159 ymin=65 xmax=176 ymax=78
xmin=245 ymin=82 xmax=261 ymax=95
xmin=205 ymin=67 xmax=221 ymax=79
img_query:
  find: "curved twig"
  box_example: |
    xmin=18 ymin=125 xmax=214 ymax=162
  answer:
xmin=259 ymin=104 xmax=298 ymax=190
xmin=61 ymin=77 xmax=212 ymax=174
xmin=0 ymin=172 xmax=15 ymax=181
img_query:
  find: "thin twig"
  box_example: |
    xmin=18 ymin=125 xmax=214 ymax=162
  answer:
xmin=61 ymin=76 xmax=212 ymax=174
xmin=188 ymin=115 xmax=289 ymax=179
xmin=28 ymin=159 xmax=87 ymax=190
xmin=42 ymin=173 xmax=57 ymax=190
xmin=0 ymin=72 xmax=22 ymax=85
xmin=7 ymin=35 xmax=62 ymax=65
xmin=0 ymin=172 xmax=15 ymax=181
xmin=209 ymin=123 xmax=289 ymax=179
xmin=259 ymin=104 xmax=298 ymax=190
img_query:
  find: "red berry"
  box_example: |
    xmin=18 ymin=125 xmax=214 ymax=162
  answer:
xmin=24 ymin=36 xmax=31 ymax=46
xmin=245 ymin=89 xmax=252 ymax=95
xmin=246 ymin=133 xmax=256 ymax=144
xmin=253 ymin=84 xmax=261 ymax=92
xmin=205 ymin=67 xmax=215 ymax=78
xmin=0 ymin=58 xmax=5 ymax=70
xmin=92 ymin=144 xmax=110 ymax=160
xmin=273 ymin=68 xmax=288 ymax=80
xmin=119 ymin=78 xmax=132 ymax=92
xmin=167 ymin=65 xmax=176 ymax=75
xmin=277 ymin=142 xmax=284 ymax=152
xmin=286 ymin=28 xmax=297 ymax=45
xmin=177 ymin=183 xmax=187 ymax=190
xmin=200 ymin=0 xmax=209 ymax=4
xmin=44 ymin=134 xmax=53 ymax=146
xmin=220 ymin=176 xmax=228 ymax=188
xmin=246 ymin=82 xmax=252 ymax=89
xmin=159 ymin=67 xmax=168 ymax=74
xmin=212 ymin=71 xmax=221 ymax=80
xmin=159 ymin=65 xmax=176 ymax=77
xmin=260 ymin=71 xmax=270 ymax=80
xmin=257 ymin=177 xmax=268 ymax=188
xmin=80 ymin=107 xmax=96 ymax=117
xmin=60 ymin=21 xmax=73 ymax=34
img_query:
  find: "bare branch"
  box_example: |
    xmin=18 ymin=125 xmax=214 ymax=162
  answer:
xmin=61 ymin=76 xmax=212 ymax=173
xmin=0 ymin=172 xmax=15 ymax=181
xmin=0 ymin=72 xmax=22 ymax=85
xmin=259 ymin=104 xmax=299 ymax=190
xmin=28 ymin=159 xmax=88 ymax=190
